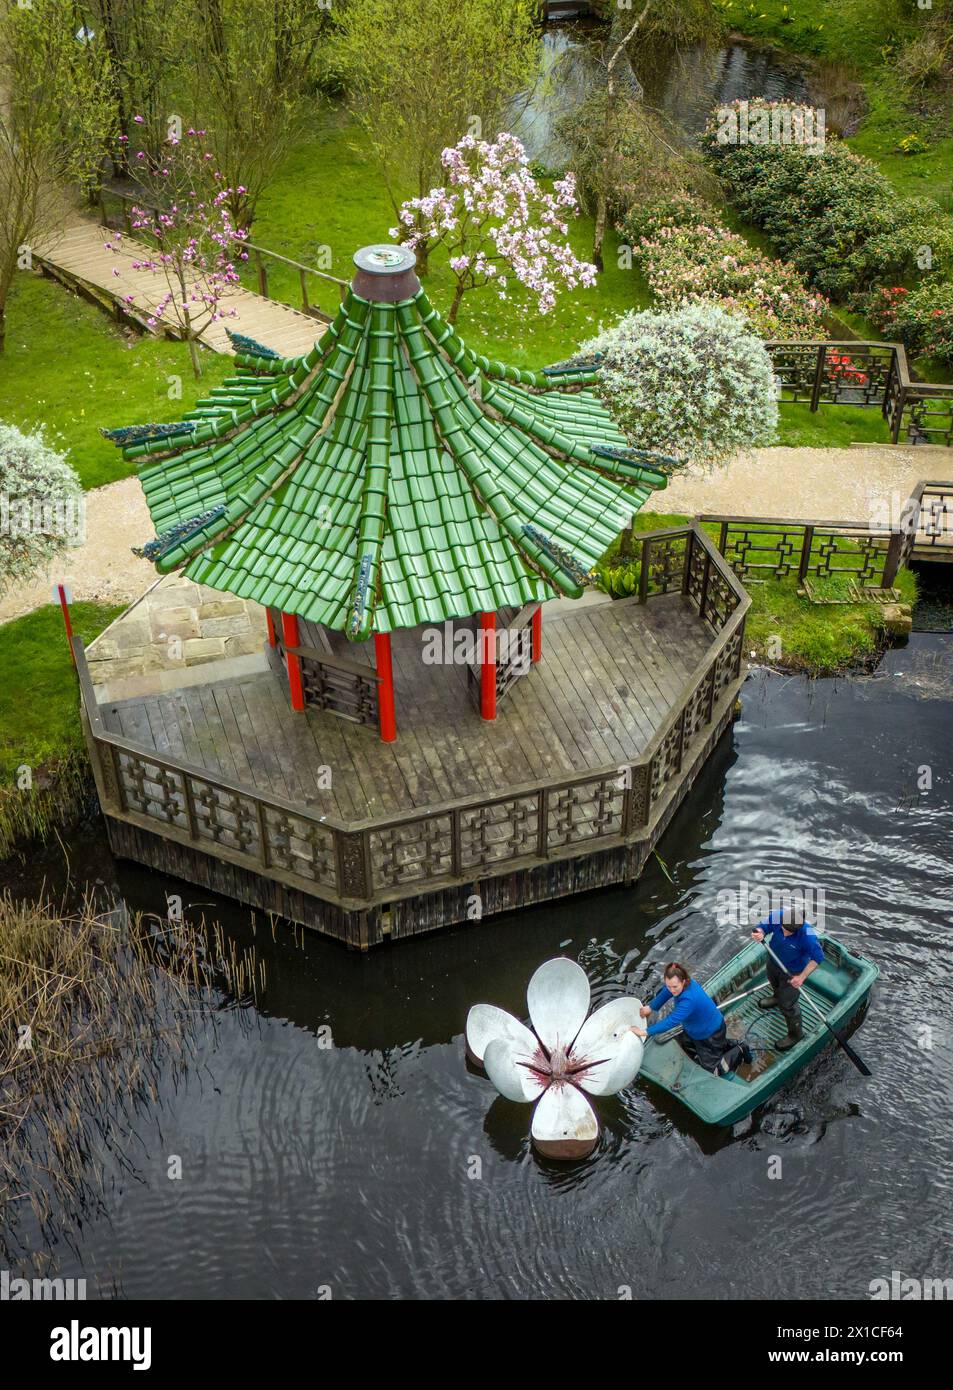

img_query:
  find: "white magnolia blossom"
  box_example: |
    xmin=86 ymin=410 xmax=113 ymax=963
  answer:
xmin=466 ymin=958 xmax=644 ymax=1160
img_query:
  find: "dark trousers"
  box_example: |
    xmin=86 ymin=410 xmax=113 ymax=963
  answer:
xmin=767 ymin=958 xmax=800 ymax=1025
xmin=678 ymin=1021 xmax=729 ymax=1072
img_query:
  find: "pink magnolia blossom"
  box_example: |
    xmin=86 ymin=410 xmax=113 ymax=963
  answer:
xmin=394 ymin=132 xmax=595 ymax=320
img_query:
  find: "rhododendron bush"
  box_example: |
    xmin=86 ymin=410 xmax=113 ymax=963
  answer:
xmin=867 ymin=283 xmax=953 ymax=364
xmin=582 ymin=304 xmax=778 ymax=469
xmin=619 ymin=195 xmax=828 ymax=341
xmin=394 ymin=133 xmax=596 ymax=324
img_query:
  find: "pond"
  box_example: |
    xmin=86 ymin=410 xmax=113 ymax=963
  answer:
xmin=514 ymin=25 xmax=854 ymax=168
xmin=6 ymin=636 xmax=953 ymax=1298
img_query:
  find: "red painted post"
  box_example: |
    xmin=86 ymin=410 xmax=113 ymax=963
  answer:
xmin=531 ymin=604 xmax=542 ymax=664
xmin=281 ymin=611 xmax=305 ymax=711
xmin=479 ymin=611 xmax=497 ymax=721
xmin=265 ymin=608 xmax=277 ymax=648
xmin=56 ymin=583 xmax=76 ymax=668
xmin=374 ymin=632 xmax=397 ymax=743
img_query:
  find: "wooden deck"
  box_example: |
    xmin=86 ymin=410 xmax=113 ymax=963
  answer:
xmin=78 ymin=525 xmax=750 ymax=948
xmin=35 ymin=219 xmax=324 ymax=357
xmin=100 ymin=595 xmax=712 ymax=823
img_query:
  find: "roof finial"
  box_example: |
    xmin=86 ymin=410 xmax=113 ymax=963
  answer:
xmin=351 ymin=243 xmax=420 ymax=302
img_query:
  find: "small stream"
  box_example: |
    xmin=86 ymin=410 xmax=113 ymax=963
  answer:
xmin=5 ymin=640 xmax=953 ymax=1298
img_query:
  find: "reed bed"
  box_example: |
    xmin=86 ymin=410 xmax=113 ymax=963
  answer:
xmin=0 ymin=749 xmax=93 ymax=861
xmin=0 ymin=889 xmax=265 ymax=1266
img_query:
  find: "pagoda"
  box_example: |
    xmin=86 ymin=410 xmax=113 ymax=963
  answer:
xmin=104 ymin=244 xmax=673 ymax=739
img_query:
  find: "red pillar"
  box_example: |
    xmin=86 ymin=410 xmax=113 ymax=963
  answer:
xmin=280 ymin=611 xmax=305 ymax=711
xmin=374 ymin=632 xmax=397 ymax=743
xmin=531 ymin=603 xmax=542 ymax=664
xmin=479 ymin=611 xmax=497 ymax=721
xmin=56 ymin=582 xmax=76 ymax=668
xmin=265 ymin=607 xmax=277 ymax=648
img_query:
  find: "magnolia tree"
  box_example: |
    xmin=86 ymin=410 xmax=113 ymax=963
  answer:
xmin=393 ymin=133 xmax=597 ymax=324
xmin=104 ymin=122 xmax=247 ymax=377
xmin=0 ymin=424 xmax=83 ymax=597
xmin=582 ymin=304 xmax=778 ymax=469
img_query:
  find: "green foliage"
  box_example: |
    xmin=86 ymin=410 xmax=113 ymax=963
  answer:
xmin=0 ymin=424 xmax=83 ymax=594
xmin=582 ymin=303 xmax=778 ymax=467
xmin=331 ymin=0 xmax=540 ymax=214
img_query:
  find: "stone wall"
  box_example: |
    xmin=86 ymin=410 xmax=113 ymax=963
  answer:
xmin=87 ymin=574 xmax=268 ymax=698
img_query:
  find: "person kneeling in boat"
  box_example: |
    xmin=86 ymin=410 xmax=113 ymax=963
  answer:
xmin=631 ymin=962 xmax=735 ymax=1074
xmin=751 ymin=907 xmax=825 ymax=1052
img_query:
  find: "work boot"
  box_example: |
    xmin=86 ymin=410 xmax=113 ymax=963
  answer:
xmin=758 ymin=995 xmax=780 ymax=1010
xmin=776 ymin=1017 xmax=803 ymax=1052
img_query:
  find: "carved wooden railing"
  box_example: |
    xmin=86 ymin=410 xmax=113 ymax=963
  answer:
xmin=77 ymin=525 xmax=749 ymax=911
xmin=766 ymin=339 xmax=953 ymax=446
xmin=701 ymin=514 xmax=906 ymax=588
xmin=465 ymin=604 xmax=536 ymax=710
xmin=904 ymin=479 xmax=953 ymax=557
xmin=96 ymin=185 xmax=348 ymax=321
xmin=267 ymin=608 xmax=380 ymax=726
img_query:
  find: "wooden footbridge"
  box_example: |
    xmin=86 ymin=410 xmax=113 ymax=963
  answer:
xmin=35 ymin=215 xmax=331 ymax=359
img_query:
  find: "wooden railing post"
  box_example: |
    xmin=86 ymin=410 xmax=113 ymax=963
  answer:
xmin=299 ymin=267 xmax=310 ymax=315
xmin=638 ymin=535 xmax=651 ymax=603
xmin=797 ymin=525 xmax=815 ymax=583
xmin=255 ymin=248 xmax=268 ymax=298
xmin=810 ymin=344 xmax=826 ymax=412
xmin=883 ymin=529 xmax=903 ymax=587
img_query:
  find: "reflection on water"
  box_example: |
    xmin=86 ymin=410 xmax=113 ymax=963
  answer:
xmin=6 ymin=637 xmax=953 ymax=1298
xmin=513 ymin=27 xmax=838 ymax=167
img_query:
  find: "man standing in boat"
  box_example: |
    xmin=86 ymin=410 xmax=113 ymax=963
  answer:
xmin=631 ymin=963 xmax=733 ymax=1073
xmin=751 ymin=907 xmax=825 ymax=1051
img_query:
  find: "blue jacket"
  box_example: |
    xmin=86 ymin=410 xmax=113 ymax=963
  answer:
xmin=759 ymin=910 xmax=825 ymax=975
xmin=647 ymin=978 xmax=724 ymax=1040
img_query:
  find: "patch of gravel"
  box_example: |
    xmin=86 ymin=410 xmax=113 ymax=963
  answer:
xmin=0 ymin=476 xmax=154 ymax=625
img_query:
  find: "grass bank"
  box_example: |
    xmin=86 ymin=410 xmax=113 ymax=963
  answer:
xmin=0 ymin=600 xmax=124 ymax=856
xmin=598 ymin=510 xmax=917 ymax=675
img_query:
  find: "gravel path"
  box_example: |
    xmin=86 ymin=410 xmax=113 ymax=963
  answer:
xmin=2 ymin=445 xmax=952 ymax=626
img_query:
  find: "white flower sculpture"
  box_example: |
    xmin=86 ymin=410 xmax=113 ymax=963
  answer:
xmin=466 ymin=958 xmax=645 ymax=1160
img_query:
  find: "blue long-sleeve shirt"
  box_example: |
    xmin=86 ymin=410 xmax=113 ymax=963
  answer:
xmin=647 ymin=978 xmax=724 ymax=1039
xmin=759 ymin=910 xmax=825 ymax=975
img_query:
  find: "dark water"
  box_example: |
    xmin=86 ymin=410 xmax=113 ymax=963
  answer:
xmin=514 ymin=29 xmax=825 ymax=167
xmin=7 ymin=637 xmax=953 ymax=1299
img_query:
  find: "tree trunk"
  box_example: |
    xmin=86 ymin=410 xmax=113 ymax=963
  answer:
xmin=446 ymin=282 xmax=466 ymax=326
xmin=593 ymin=2 xmax=653 ymax=269
xmin=592 ymin=194 xmax=607 ymax=274
xmin=187 ymin=332 xmax=202 ymax=379
xmin=0 ymin=303 xmax=6 ymax=355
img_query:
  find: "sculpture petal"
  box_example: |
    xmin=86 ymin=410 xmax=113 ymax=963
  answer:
xmin=527 ymin=957 xmax=590 ymax=1054
xmin=483 ymin=1037 xmax=548 ymax=1104
xmin=571 ymin=996 xmax=644 ymax=1094
xmin=465 ymin=1003 xmax=539 ymax=1068
xmin=530 ymin=1080 xmax=599 ymax=1160
xmin=575 ymin=1029 xmax=644 ymax=1097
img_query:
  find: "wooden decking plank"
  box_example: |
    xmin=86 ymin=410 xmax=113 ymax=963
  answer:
xmin=575 ymin=613 xmax=657 ymax=749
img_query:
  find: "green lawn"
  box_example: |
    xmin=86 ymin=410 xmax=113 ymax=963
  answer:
xmin=0 ymin=600 xmax=123 ymax=781
xmin=240 ymin=106 xmax=652 ymax=368
xmin=0 ymin=274 xmax=233 ymax=491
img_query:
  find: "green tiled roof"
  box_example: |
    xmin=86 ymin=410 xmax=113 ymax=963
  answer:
xmin=108 ymin=269 xmax=674 ymax=638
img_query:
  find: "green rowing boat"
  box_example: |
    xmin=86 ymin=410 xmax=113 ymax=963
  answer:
xmin=638 ymin=934 xmax=879 ymax=1126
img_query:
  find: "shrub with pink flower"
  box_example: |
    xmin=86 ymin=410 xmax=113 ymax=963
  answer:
xmin=103 ymin=123 xmax=248 ymax=377
xmin=620 ymin=195 xmax=828 ymax=341
xmin=393 ymin=132 xmax=596 ymax=325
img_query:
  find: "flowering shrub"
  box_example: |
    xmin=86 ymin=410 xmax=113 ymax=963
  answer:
xmin=0 ymin=424 xmax=83 ymax=594
xmin=866 ymin=283 xmax=953 ymax=362
xmin=104 ymin=122 xmax=248 ymax=377
xmin=393 ymin=132 xmax=596 ymax=324
xmin=619 ymin=195 xmax=828 ymax=340
xmin=582 ymin=304 xmax=778 ymax=468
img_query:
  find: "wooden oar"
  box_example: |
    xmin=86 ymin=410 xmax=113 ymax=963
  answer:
xmin=758 ymin=935 xmax=872 ymax=1077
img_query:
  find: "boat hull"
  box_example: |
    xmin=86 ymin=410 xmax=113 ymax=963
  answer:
xmin=638 ymin=934 xmax=878 ymax=1127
